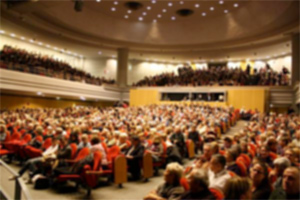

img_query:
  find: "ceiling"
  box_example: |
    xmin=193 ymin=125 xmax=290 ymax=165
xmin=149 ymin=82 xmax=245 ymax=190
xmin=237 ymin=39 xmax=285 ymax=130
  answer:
xmin=0 ymin=0 xmax=299 ymax=61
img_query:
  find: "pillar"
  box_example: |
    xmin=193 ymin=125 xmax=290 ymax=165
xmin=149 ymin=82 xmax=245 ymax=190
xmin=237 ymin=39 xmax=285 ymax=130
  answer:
xmin=292 ymin=33 xmax=300 ymax=85
xmin=116 ymin=48 xmax=128 ymax=88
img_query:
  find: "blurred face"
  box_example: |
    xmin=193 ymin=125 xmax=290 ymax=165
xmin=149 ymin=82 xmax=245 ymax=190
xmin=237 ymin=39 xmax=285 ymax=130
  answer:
xmin=224 ymin=141 xmax=231 ymax=149
xmin=225 ymin=152 xmax=233 ymax=162
xmin=203 ymin=145 xmax=212 ymax=159
xmin=282 ymin=168 xmax=300 ymax=195
xmin=274 ymin=165 xmax=284 ymax=177
xmin=284 ymin=150 xmax=295 ymax=163
xmin=260 ymin=147 xmax=269 ymax=159
xmin=82 ymin=137 xmax=88 ymax=143
xmin=250 ymin=164 xmax=265 ymax=185
xmin=164 ymin=169 xmax=175 ymax=185
xmin=188 ymin=175 xmax=201 ymax=193
xmin=209 ymin=157 xmax=220 ymax=173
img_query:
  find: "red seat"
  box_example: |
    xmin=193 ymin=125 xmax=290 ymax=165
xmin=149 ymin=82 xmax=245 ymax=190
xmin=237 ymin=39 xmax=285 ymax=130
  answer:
xmin=209 ymin=188 xmax=224 ymax=200
xmin=180 ymin=177 xmax=190 ymax=191
xmin=228 ymin=171 xmax=236 ymax=177
xmin=74 ymin=147 xmax=90 ymax=162
xmin=84 ymin=151 xmax=102 ymax=188
xmin=269 ymin=152 xmax=278 ymax=160
xmin=236 ymin=161 xmax=247 ymax=177
xmin=107 ymin=145 xmax=120 ymax=163
xmin=69 ymin=143 xmax=78 ymax=159
xmin=42 ymin=138 xmax=52 ymax=150
xmin=240 ymin=153 xmax=251 ymax=167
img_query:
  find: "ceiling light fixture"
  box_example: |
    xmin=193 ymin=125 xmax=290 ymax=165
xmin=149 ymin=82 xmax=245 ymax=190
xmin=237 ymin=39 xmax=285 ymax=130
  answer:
xmin=234 ymin=3 xmax=239 ymax=7
xmin=111 ymin=7 xmax=116 ymax=11
xmin=171 ymin=16 xmax=176 ymax=20
xmin=29 ymin=39 xmax=34 ymax=43
xmin=96 ymin=0 xmax=101 ymax=2
xmin=20 ymin=36 xmax=25 ymax=40
xmin=152 ymin=0 xmax=156 ymax=4
xmin=114 ymin=1 xmax=118 ymax=5
xmin=53 ymin=47 xmax=58 ymax=50
xmin=56 ymin=97 xmax=60 ymax=100
xmin=153 ymin=19 xmax=157 ymax=23
xmin=210 ymin=7 xmax=214 ymax=11
xmin=143 ymin=12 xmax=147 ymax=16
xmin=0 ymin=30 xmax=5 ymax=34
xmin=157 ymin=14 xmax=162 ymax=18
xmin=10 ymin=33 xmax=16 ymax=37
xmin=162 ymin=9 xmax=167 ymax=12
xmin=46 ymin=44 xmax=51 ymax=48
xmin=98 ymin=51 xmax=102 ymax=55
xmin=138 ymin=17 xmax=143 ymax=21
xmin=38 ymin=42 xmax=43 ymax=46
xmin=124 ymin=15 xmax=129 ymax=19
xmin=37 ymin=92 xmax=42 ymax=95
xmin=147 ymin=6 xmax=151 ymax=10
xmin=168 ymin=2 xmax=173 ymax=7
xmin=195 ymin=4 xmax=200 ymax=8
xmin=224 ymin=10 xmax=228 ymax=13
xmin=202 ymin=12 xmax=206 ymax=16
xmin=127 ymin=10 xmax=132 ymax=14
xmin=180 ymin=1 xmax=184 ymax=4
xmin=219 ymin=1 xmax=224 ymax=4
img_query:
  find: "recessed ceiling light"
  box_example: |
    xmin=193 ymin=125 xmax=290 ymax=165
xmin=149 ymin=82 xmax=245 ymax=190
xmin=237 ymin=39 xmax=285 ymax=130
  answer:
xmin=171 ymin=16 xmax=176 ymax=20
xmin=224 ymin=10 xmax=228 ymax=13
xmin=111 ymin=7 xmax=116 ymax=11
xmin=152 ymin=0 xmax=156 ymax=4
xmin=147 ymin=6 xmax=151 ymax=10
xmin=153 ymin=19 xmax=157 ymax=23
xmin=20 ymin=36 xmax=25 ymax=40
xmin=124 ymin=15 xmax=129 ymax=19
xmin=138 ymin=17 xmax=143 ymax=21
xmin=143 ymin=12 xmax=147 ymax=16
xmin=56 ymin=97 xmax=60 ymax=100
xmin=98 ymin=51 xmax=102 ymax=55
xmin=202 ymin=12 xmax=206 ymax=16
xmin=37 ymin=92 xmax=42 ymax=95
xmin=114 ymin=1 xmax=118 ymax=5
xmin=38 ymin=42 xmax=43 ymax=46
xmin=180 ymin=1 xmax=184 ymax=4
xmin=96 ymin=0 xmax=101 ymax=2
xmin=0 ymin=30 xmax=5 ymax=34
xmin=10 ymin=33 xmax=16 ymax=37
xmin=162 ymin=9 xmax=167 ymax=12
xmin=29 ymin=39 xmax=34 ymax=43
xmin=46 ymin=44 xmax=50 ymax=48
xmin=210 ymin=7 xmax=214 ymax=11
xmin=219 ymin=1 xmax=224 ymax=4
xmin=157 ymin=14 xmax=162 ymax=18
xmin=195 ymin=4 xmax=200 ymax=8
xmin=168 ymin=2 xmax=173 ymax=6
xmin=234 ymin=3 xmax=239 ymax=7
xmin=53 ymin=47 xmax=58 ymax=50
xmin=127 ymin=10 xmax=132 ymax=14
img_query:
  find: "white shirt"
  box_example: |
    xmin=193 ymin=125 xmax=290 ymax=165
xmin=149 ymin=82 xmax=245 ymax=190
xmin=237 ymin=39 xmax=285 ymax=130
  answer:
xmin=208 ymin=169 xmax=231 ymax=191
xmin=91 ymin=143 xmax=108 ymax=165
xmin=42 ymin=144 xmax=59 ymax=156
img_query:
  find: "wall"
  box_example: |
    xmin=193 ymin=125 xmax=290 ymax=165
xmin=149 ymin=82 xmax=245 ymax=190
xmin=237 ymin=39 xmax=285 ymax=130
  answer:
xmin=130 ymin=87 xmax=267 ymax=112
xmin=0 ymin=95 xmax=114 ymax=110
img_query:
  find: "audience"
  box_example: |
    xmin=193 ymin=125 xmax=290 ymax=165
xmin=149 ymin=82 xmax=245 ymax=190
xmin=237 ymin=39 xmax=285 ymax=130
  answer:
xmin=0 ymin=45 xmax=115 ymax=86
xmin=134 ymin=65 xmax=290 ymax=87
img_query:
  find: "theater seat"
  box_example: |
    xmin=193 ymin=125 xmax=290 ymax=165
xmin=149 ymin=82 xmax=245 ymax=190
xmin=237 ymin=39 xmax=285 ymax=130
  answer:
xmin=69 ymin=143 xmax=78 ymax=159
xmin=180 ymin=177 xmax=190 ymax=191
xmin=209 ymin=188 xmax=224 ymax=200
xmin=236 ymin=161 xmax=247 ymax=177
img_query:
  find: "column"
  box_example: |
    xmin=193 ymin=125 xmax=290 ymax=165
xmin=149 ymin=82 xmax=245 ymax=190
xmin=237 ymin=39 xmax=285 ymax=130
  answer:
xmin=292 ymin=33 xmax=300 ymax=85
xmin=116 ymin=48 xmax=129 ymax=88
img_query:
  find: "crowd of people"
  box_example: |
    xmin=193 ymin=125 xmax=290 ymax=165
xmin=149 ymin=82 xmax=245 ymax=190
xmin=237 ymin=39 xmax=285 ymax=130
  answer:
xmin=0 ymin=45 xmax=115 ymax=86
xmin=0 ymin=105 xmax=299 ymax=200
xmin=133 ymin=65 xmax=290 ymax=87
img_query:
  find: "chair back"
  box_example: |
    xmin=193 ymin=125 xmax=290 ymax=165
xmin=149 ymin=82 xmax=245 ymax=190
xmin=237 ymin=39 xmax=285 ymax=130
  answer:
xmin=22 ymin=134 xmax=32 ymax=143
xmin=42 ymin=138 xmax=52 ymax=150
xmin=75 ymin=147 xmax=90 ymax=161
xmin=69 ymin=143 xmax=78 ymax=159
xmin=209 ymin=188 xmax=224 ymax=200
xmin=180 ymin=177 xmax=190 ymax=191
xmin=93 ymin=151 xmax=102 ymax=171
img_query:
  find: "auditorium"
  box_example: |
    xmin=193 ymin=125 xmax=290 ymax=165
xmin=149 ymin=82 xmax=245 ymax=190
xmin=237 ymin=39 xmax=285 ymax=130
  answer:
xmin=0 ymin=0 xmax=299 ymax=200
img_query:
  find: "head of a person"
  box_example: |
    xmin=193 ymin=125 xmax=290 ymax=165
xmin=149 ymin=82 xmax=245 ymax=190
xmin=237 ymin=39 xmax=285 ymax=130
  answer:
xmin=284 ymin=148 xmax=296 ymax=164
xmin=224 ymin=177 xmax=252 ymax=200
xmin=119 ymin=133 xmax=128 ymax=143
xmin=223 ymin=136 xmax=233 ymax=149
xmin=81 ymin=134 xmax=88 ymax=144
xmin=267 ymin=137 xmax=278 ymax=152
xmin=209 ymin=154 xmax=226 ymax=174
xmin=90 ymin=136 xmax=100 ymax=145
xmin=0 ymin=124 xmax=6 ymax=134
xmin=279 ymin=137 xmax=289 ymax=148
xmin=259 ymin=145 xmax=270 ymax=159
xmin=203 ymin=144 xmax=212 ymax=160
xmin=210 ymin=142 xmax=220 ymax=155
xmin=153 ymin=136 xmax=161 ymax=145
xmin=282 ymin=167 xmax=300 ymax=195
xmin=188 ymin=169 xmax=209 ymax=193
xmin=131 ymin=135 xmax=140 ymax=147
xmin=52 ymin=137 xmax=59 ymax=146
xmin=273 ymin=157 xmax=291 ymax=177
xmin=59 ymin=136 xmax=69 ymax=147
xmin=250 ymin=161 xmax=269 ymax=187
xmin=164 ymin=162 xmax=183 ymax=186
xmin=225 ymin=148 xmax=239 ymax=163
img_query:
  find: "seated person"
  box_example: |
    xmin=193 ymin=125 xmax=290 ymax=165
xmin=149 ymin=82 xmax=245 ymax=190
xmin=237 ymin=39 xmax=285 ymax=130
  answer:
xmin=90 ymin=136 xmax=108 ymax=165
xmin=77 ymin=134 xmax=91 ymax=151
xmin=222 ymin=136 xmax=233 ymax=150
xmin=223 ymin=177 xmax=252 ymax=200
xmin=269 ymin=167 xmax=300 ymax=200
xmin=0 ymin=124 xmax=7 ymax=144
xmin=284 ymin=148 xmax=298 ymax=167
xmin=225 ymin=148 xmax=241 ymax=176
xmin=170 ymin=127 xmax=185 ymax=157
xmin=250 ymin=161 xmax=272 ymax=200
xmin=144 ymin=162 xmax=184 ymax=200
xmin=147 ymin=136 xmax=164 ymax=162
xmin=208 ymin=154 xmax=231 ymax=191
xmin=118 ymin=133 xmax=131 ymax=154
xmin=126 ymin=135 xmax=145 ymax=180
xmin=9 ymin=137 xmax=59 ymax=183
xmin=269 ymin=157 xmax=291 ymax=189
xmin=180 ymin=169 xmax=216 ymax=200
xmin=258 ymin=145 xmax=274 ymax=168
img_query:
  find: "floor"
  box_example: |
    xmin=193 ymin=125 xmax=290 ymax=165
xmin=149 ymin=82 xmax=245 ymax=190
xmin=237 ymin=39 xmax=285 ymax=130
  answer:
xmin=0 ymin=121 xmax=247 ymax=200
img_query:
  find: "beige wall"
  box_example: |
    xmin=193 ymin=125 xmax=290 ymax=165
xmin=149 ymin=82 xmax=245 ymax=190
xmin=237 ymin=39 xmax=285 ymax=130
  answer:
xmin=0 ymin=95 xmax=114 ymax=110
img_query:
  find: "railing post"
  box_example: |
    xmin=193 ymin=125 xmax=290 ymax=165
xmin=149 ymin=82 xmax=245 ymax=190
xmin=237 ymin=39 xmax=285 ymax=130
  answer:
xmin=14 ymin=179 xmax=21 ymax=200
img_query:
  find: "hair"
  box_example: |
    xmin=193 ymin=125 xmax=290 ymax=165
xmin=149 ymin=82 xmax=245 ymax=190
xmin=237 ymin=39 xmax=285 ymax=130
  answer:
xmin=210 ymin=142 xmax=219 ymax=154
xmin=224 ymin=136 xmax=233 ymax=143
xmin=227 ymin=148 xmax=239 ymax=161
xmin=274 ymin=157 xmax=291 ymax=169
xmin=91 ymin=136 xmax=100 ymax=145
xmin=224 ymin=177 xmax=252 ymax=200
xmin=166 ymin=162 xmax=184 ymax=185
xmin=212 ymin=154 xmax=226 ymax=168
xmin=189 ymin=169 xmax=209 ymax=189
xmin=251 ymin=161 xmax=270 ymax=188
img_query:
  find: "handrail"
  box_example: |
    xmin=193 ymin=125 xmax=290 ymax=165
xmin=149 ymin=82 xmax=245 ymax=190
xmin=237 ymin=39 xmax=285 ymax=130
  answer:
xmin=0 ymin=159 xmax=32 ymax=200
